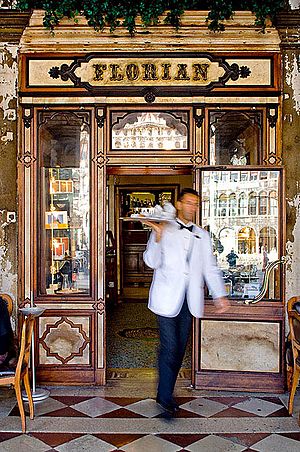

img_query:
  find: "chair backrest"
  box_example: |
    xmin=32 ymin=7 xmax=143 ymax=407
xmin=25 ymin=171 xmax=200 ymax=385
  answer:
xmin=0 ymin=294 xmax=13 ymax=316
xmin=15 ymin=315 xmax=35 ymax=378
xmin=287 ymin=296 xmax=300 ymax=365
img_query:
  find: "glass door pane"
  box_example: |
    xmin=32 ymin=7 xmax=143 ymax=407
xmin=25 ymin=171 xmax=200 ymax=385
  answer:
xmin=38 ymin=111 xmax=91 ymax=296
xmin=201 ymin=169 xmax=281 ymax=300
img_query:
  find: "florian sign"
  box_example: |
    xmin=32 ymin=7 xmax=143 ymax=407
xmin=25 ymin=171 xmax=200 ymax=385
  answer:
xmin=43 ymin=53 xmax=252 ymax=100
xmin=92 ymin=61 xmax=213 ymax=83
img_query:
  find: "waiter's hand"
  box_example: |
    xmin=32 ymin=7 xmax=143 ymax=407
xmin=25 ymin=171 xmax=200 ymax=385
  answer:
xmin=214 ymin=297 xmax=230 ymax=314
xmin=141 ymin=220 xmax=165 ymax=242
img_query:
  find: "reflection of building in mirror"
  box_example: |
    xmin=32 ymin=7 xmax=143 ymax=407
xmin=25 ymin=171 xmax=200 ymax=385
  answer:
xmin=202 ymin=170 xmax=279 ymax=299
xmin=112 ymin=112 xmax=188 ymax=150
xmin=209 ymin=110 xmax=261 ymax=165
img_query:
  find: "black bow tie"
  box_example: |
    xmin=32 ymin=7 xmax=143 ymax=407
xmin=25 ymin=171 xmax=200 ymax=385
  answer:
xmin=177 ymin=221 xmax=193 ymax=232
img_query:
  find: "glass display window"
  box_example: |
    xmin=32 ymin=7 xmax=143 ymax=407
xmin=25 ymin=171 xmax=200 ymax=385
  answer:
xmin=201 ymin=169 xmax=282 ymax=301
xmin=38 ymin=111 xmax=91 ymax=296
xmin=110 ymin=110 xmax=189 ymax=152
xmin=208 ymin=110 xmax=263 ymax=165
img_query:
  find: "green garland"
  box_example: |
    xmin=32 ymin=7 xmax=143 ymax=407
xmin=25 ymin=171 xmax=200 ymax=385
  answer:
xmin=16 ymin=1 xmax=287 ymax=34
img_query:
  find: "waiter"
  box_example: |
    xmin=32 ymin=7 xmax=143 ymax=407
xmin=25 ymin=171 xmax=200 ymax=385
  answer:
xmin=143 ymin=188 xmax=229 ymax=417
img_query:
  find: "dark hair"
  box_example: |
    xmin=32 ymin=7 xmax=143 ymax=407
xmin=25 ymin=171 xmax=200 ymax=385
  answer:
xmin=178 ymin=188 xmax=199 ymax=201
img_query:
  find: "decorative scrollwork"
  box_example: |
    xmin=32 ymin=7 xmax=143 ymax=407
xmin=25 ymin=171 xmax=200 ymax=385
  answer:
xmin=193 ymin=113 xmax=204 ymax=128
xmin=18 ymin=151 xmax=36 ymax=168
xmin=92 ymin=153 xmax=109 ymax=169
xmin=191 ymin=153 xmax=207 ymax=167
xmin=263 ymin=152 xmax=282 ymax=165
xmin=228 ymin=63 xmax=251 ymax=81
xmin=267 ymin=106 xmax=278 ymax=128
xmin=143 ymin=89 xmax=156 ymax=104
xmin=40 ymin=317 xmax=90 ymax=364
xmin=23 ymin=108 xmax=33 ymax=129
xmin=93 ymin=299 xmax=105 ymax=315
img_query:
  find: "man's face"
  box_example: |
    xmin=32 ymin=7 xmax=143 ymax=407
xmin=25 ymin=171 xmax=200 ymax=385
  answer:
xmin=176 ymin=193 xmax=199 ymax=223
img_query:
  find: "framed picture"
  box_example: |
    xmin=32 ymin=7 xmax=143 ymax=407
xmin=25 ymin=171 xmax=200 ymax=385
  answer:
xmin=51 ymin=237 xmax=69 ymax=257
xmin=52 ymin=241 xmax=65 ymax=259
xmin=50 ymin=179 xmax=73 ymax=194
xmin=45 ymin=211 xmax=68 ymax=229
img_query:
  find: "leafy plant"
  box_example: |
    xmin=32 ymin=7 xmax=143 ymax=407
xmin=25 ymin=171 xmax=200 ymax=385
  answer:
xmin=16 ymin=1 xmax=287 ymax=34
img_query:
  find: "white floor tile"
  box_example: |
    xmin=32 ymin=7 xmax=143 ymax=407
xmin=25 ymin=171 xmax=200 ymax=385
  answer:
xmin=186 ymin=434 xmax=247 ymax=451
xmin=0 ymin=434 xmax=50 ymax=452
xmin=251 ymin=433 xmax=300 ymax=452
xmin=232 ymin=398 xmax=283 ymax=417
xmin=71 ymin=397 xmax=120 ymax=417
xmin=27 ymin=397 xmax=67 ymax=416
xmin=122 ymin=434 xmax=182 ymax=451
xmin=181 ymin=397 xmax=227 ymax=417
xmin=55 ymin=434 xmax=115 ymax=451
xmin=126 ymin=398 xmax=164 ymax=417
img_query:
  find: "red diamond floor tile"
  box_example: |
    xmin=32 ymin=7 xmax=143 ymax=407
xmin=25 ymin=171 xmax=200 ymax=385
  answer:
xmin=43 ymin=407 xmax=90 ymax=417
xmin=94 ymin=433 xmax=145 ymax=448
xmin=51 ymin=395 xmax=94 ymax=405
xmin=218 ymin=432 xmax=271 ymax=447
xmin=157 ymin=433 xmax=208 ymax=447
xmin=30 ymin=432 xmax=83 ymax=448
xmin=104 ymin=397 xmax=142 ymax=406
xmin=0 ymin=432 xmax=21 ymax=443
xmin=279 ymin=432 xmax=300 ymax=441
xmin=258 ymin=396 xmax=285 ymax=405
xmin=98 ymin=408 xmax=145 ymax=418
xmin=267 ymin=407 xmax=290 ymax=417
xmin=212 ymin=407 xmax=260 ymax=418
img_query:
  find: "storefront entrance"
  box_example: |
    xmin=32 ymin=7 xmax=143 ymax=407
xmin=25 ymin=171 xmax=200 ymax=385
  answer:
xmin=18 ymin=13 xmax=285 ymax=390
xmin=105 ymin=172 xmax=193 ymax=371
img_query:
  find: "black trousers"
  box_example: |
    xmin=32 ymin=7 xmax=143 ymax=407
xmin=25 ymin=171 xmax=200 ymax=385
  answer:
xmin=156 ymin=298 xmax=192 ymax=405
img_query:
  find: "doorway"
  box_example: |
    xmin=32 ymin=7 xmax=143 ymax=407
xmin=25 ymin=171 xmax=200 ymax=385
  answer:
xmin=106 ymin=172 xmax=193 ymax=371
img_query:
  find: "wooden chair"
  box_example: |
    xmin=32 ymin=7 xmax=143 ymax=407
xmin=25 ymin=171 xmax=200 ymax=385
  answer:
xmin=0 ymin=293 xmax=13 ymax=316
xmin=287 ymin=296 xmax=300 ymax=414
xmin=0 ymin=315 xmax=35 ymax=433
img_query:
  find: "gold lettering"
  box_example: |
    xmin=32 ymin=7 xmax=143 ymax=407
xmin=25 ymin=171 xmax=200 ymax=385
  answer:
xmin=110 ymin=64 xmax=124 ymax=81
xmin=174 ymin=64 xmax=190 ymax=81
xmin=193 ymin=63 xmax=209 ymax=81
xmin=142 ymin=64 xmax=158 ymax=80
xmin=161 ymin=63 xmax=171 ymax=80
xmin=93 ymin=64 xmax=107 ymax=81
xmin=126 ymin=64 xmax=139 ymax=81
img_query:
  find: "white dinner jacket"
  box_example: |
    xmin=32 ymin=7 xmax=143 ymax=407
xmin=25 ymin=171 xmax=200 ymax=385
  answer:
xmin=143 ymin=222 xmax=226 ymax=318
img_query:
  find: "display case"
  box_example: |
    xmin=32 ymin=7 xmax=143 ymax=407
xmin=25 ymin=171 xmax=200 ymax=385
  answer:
xmin=38 ymin=111 xmax=91 ymax=297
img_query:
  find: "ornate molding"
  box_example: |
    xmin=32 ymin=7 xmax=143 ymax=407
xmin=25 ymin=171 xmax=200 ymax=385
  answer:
xmin=95 ymin=107 xmax=105 ymax=128
xmin=263 ymin=152 xmax=282 ymax=165
xmin=191 ymin=153 xmax=207 ymax=167
xmin=92 ymin=153 xmax=109 ymax=169
xmin=40 ymin=316 xmax=90 ymax=364
xmin=276 ymin=10 xmax=300 ymax=49
xmin=193 ymin=107 xmax=205 ymax=128
xmin=0 ymin=11 xmax=31 ymax=43
xmin=142 ymin=88 xmax=157 ymax=103
xmin=92 ymin=299 xmax=105 ymax=315
xmin=22 ymin=107 xmax=33 ymax=129
xmin=48 ymin=52 xmax=251 ymax=97
xmin=267 ymin=106 xmax=278 ymax=128
xmin=18 ymin=150 xmax=36 ymax=168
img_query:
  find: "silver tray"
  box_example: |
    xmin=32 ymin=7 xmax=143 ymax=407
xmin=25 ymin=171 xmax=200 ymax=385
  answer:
xmin=120 ymin=216 xmax=175 ymax=223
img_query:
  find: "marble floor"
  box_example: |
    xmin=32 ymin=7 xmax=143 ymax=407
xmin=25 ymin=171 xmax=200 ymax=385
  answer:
xmin=0 ymin=371 xmax=300 ymax=451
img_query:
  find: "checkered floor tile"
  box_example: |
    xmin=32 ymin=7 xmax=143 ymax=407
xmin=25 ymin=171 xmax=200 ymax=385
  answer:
xmin=1 ymin=394 xmax=299 ymax=451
